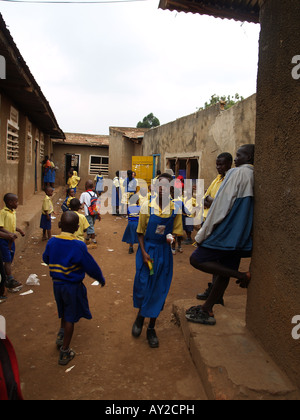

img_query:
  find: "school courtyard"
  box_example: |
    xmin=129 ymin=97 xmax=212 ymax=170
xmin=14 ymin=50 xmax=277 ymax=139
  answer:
xmin=1 ymin=187 xmax=298 ymax=401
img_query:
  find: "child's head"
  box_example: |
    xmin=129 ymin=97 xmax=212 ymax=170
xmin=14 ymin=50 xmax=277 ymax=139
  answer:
xmin=4 ymin=193 xmax=18 ymax=210
xmin=66 ymin=188 xmax=75 ymax=197
xmin=59 ymin=211 xmax=79 ymax=234
xmin=85 ymin=180 xmax=94 ymax=190
xmin=69 ymin=198 xmax=81 ymax=212
xmin=157 ymin=173 xmax=174 ymax=201
xmin=45 ymin=186 xmax=54 ymax=197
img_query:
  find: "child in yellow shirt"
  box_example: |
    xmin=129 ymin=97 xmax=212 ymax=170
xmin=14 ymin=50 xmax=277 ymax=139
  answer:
xmin=69 ymin=199 xmax=90 ymax=242
xmin=67 ymin=171 xmax=81 ymax=194
xmin=40 ymin=187 xmax=54 ymax=241
xmin=0 ymin=193 xmax=25 ymax=293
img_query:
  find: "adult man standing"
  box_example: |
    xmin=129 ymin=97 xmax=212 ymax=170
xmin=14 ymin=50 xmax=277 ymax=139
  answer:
xmin=187 ymin=144 xmax=254 ymax=325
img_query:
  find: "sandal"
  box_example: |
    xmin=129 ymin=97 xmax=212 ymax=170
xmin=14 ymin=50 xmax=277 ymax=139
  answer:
xmin=59 ymin=347 xmax=76 ymax=366
xmin=185 ymin=308 xmax=216 ymax=326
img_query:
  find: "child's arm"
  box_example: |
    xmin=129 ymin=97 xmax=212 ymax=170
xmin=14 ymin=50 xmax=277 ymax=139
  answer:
xmin=16 ymin=227 xmax=25 ymax=237
xmin=0 ymin=230 xmax=17 ymax=241
xmin=137 ymin=233 xmax=151 ymax=266
xmin=81 ymin=247 xmax=105 ymax=286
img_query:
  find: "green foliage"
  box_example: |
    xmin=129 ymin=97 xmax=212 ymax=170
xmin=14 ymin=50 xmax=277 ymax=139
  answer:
xmin=198 ymin=93 xmax=245 ymax=111
xmin=137 ymin=113 xmax=160 ymax=129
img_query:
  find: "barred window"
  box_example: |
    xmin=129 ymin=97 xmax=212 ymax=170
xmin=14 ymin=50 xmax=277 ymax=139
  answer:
xmin=89 ymin=155 xmax=109 ymax=176
xmin=27 ymin=121 xmax=32 ymax=164
xmin=7 ymin=106 xmax=19 ymax=162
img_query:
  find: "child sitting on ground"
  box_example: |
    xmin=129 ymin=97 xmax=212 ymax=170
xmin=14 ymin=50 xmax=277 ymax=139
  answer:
xmin=42 ymin=211 xmax=106 ymax=366
xmin=40 ymin=186 xmax=54 ymax=241
xmin=0 ymin=193 xmax=25 ymax=293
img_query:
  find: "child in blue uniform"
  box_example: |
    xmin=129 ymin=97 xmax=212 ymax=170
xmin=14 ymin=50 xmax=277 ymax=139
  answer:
xmin=122 ymin=204 xmax=141 ymax=254
xmin=43 ymin=211 xmax=106 ymax=366
xmin=132 ymin=173 xmax=183 ymax=348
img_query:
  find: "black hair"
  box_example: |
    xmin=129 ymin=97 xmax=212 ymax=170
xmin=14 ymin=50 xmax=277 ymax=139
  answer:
xmin=241 ymin=144 xmax=255 ymax=164
xmin=69 ymin=198 xmax=81 ymax=211
xmin=158 ymin=173 xmax=173 ymax=182
xmin=217 ymin=152 xmax=233 ymax=164
xmin=3 ymin=193 xmax=17 ymax=206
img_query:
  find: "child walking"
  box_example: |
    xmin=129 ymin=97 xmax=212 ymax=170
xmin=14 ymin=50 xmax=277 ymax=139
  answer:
xmin=0 ymin=194 xmax=25 ymax=293
xmin=122 ymin=203 xmax=141 ymax=254
xmin=80 ymin=180 xmax=100 ymax=247
xmin=67 ymin=170 xmax=81 ymax=195
xmin=132 ymin=173 xmax=183 ymax=348
xmin=43 ymin=211 xmax=106 ymax=366
xmin=40 ymin=186 xmax=54 ymax=241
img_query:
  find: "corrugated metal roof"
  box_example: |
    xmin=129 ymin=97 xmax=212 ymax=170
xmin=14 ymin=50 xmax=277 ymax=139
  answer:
xmin=159 ymin=0 xmax=261 ymax=23
xmin=0 ymin=13 xmax=65 ymax=139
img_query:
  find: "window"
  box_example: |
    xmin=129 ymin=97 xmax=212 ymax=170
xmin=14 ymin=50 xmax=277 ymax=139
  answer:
xmin=89 ymin=155 xmax=109 ymax=176
xmin=27 ymin=121 xmax=32 ymax=164
xmin=7 ymin=106 xmax=19 ymax=162
xmin=40 ymin=133 xmax=45 ymax=161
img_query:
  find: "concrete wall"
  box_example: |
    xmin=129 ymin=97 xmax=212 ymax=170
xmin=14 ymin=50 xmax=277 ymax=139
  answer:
xmin=0 ymin=92 xmax=49 ymax=205
xmin=247 ymin=0 xmax=300 ymax=389
xmin=142 ymin=94 xmax=256 ymax=188
xmin=109 ymin=128 xmax=142 ymax=179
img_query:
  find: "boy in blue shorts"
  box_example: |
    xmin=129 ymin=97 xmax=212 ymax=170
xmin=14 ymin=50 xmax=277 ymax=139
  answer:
xmin=43 ymin=211 xmax=106 ymax=366
xmin=0 ymin=193 xmax=25 ymax=293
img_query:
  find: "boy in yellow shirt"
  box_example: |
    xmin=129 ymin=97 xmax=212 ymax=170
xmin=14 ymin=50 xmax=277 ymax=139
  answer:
xmin=69 ymin=198 xmax=90 ymax=242
xmin=40 ymin=187 xmax=54 ymax=241
xmin=0 ymin=193 xmax=25 ymax=293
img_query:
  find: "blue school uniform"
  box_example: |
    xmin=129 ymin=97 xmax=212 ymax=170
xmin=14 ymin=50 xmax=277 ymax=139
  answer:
xmin=43 ymin=232 xmax=105 ymax=323
xmin=122 ymin=205 xmax=140 ymax=245
xmin=133 ymin=209 xmax=177 ymax=319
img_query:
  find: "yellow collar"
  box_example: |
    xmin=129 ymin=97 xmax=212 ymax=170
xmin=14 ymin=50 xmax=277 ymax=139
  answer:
xmin=56 ymin=232 xmax=77 ymax=241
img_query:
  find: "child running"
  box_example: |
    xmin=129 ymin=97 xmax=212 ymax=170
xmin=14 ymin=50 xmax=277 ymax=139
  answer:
xmin=0 ymin=194 xmax=25 ymax=293
xmin=43 ymin=211 xmax=106 ymax=366
xmin=132 ymin=173 xmax=183 ymax=348
xmin=40 ymin=186 xmax=54 ymax=241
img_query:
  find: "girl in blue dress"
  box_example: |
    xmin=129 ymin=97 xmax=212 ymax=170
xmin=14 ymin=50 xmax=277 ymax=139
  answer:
xmin=132 ymin=173 xmax=183 ymax=348
xmin=122 ymin=204 xmax=141 ymax=254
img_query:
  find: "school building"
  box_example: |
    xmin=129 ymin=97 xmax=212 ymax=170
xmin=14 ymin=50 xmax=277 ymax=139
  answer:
xmin=52 ymin=132 xmax=110 ymax=187
xmin=142 ymin=93 xmax=256 ymax=189
xmin=0 ymin=13 xmax=65 ymax=204
xmin=159 ymin=0 xmax=300 ymax=393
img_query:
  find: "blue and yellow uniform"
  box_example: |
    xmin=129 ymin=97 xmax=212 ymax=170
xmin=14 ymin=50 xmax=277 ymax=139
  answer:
xmin=122 ymin=205 xmax=141 ymax=245
xmin=133 ymin=199 xmax=183 ymax=318
xmin=43 ymin=232 xmax=105 ymax=323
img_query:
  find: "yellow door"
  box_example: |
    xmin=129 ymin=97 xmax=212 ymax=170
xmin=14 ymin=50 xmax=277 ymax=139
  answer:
xmin=132 ymin=156 xmax=153 ymax=186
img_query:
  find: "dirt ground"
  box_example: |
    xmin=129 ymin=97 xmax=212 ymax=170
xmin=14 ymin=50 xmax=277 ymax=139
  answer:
xmin=0 ymin=196 xmax=248 ymax=401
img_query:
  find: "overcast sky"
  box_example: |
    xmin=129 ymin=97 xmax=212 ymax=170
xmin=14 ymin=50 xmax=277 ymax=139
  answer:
xmin=0 ymin=0 xmax=260 ymax=135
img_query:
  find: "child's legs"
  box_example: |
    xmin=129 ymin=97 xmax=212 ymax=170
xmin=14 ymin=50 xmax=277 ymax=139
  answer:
xmin=202 ymin=276 xmax=230 ymax=313
xmin=61 ymin=318 xmax=74 ymax=350
xmin=47 ymin=230 xmax=52 ymax=239
xmin=86 ymin=215 xmax=96 ymax=239
xmin=4 ymin=262 xmax=12 ymax=278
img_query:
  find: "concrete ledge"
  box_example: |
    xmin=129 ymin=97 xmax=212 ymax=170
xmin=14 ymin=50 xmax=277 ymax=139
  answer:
xmin=173 ymin=296 xmax=300 ymax=400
